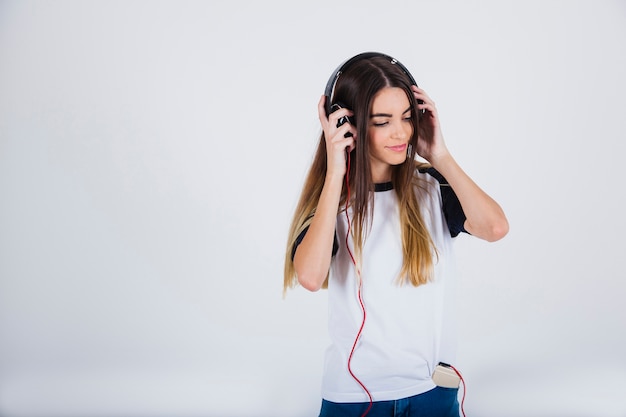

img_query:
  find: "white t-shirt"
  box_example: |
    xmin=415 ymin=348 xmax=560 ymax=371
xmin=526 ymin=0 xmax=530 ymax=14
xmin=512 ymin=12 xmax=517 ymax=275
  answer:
xmin=321 ymin=168 xmax=465 ymax=403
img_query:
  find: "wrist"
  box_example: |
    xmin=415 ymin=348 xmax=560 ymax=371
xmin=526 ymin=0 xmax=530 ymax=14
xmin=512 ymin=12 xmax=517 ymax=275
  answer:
xmin=323 ymin=169 xmax=346 ymax=190
xmin=429 ymin=149 xmax=453 ymax=170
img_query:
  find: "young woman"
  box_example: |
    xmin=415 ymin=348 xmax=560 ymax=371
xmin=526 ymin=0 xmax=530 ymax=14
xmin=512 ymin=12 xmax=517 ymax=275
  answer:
xmin=283 ymin=52 xmax=508 ymax=417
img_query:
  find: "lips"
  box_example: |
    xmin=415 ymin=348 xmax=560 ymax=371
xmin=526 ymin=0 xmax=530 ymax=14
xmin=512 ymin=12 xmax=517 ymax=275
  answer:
xmin=386 ymin=144 xmax=407 ymax=152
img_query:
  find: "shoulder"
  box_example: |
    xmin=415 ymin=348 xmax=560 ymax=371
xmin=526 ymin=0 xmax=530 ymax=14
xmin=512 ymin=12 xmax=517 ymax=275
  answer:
xmin=412 ymin=163 xmax=446 ymax=196
xmin=416 ymin=163 xmax=449 ymax=185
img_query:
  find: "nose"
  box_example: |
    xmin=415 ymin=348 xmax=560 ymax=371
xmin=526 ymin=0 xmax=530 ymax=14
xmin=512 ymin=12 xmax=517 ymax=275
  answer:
xmin=391 ymin=120 xmax=410 ymax=141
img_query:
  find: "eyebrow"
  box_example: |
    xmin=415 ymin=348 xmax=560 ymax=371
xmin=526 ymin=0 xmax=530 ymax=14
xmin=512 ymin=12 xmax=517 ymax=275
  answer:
xmin=370 ymin=106 xmax=412 ymax=118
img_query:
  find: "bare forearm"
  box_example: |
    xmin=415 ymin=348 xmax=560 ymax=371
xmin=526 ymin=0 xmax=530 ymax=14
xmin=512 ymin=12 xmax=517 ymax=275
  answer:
xmin=293 ymin=174 xmax=344 ymax=291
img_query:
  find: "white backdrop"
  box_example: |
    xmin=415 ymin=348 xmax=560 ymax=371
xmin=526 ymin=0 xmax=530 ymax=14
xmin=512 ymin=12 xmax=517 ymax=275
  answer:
xmin=1 ymin=1 xmax=625 ymax=416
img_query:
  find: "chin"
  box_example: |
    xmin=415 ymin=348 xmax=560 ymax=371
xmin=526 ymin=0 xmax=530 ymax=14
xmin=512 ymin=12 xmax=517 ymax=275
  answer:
xmin=388 ymin=157 xmax=407 ymax=166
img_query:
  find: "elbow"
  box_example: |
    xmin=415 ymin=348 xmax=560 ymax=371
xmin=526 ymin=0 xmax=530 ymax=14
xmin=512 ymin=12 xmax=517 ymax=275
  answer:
xmin=484 ymin=218 xmax=509 ymax=242
xmin=293 ymin=252 xmax=328 ymax=292
xmin=297 ymin=273 xmax=324 ymax=292
xmin=467 ymin=216 xmax=509 ymax=242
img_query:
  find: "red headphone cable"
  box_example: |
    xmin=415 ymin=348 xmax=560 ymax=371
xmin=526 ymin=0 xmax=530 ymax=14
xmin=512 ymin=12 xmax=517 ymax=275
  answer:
xmin=343 ymin=151 xmax=466 ymax=417
xmin=448 ymin=364 xmax=467 ymax=417
xmin=344 ymin=151 xmax=373 ymax=417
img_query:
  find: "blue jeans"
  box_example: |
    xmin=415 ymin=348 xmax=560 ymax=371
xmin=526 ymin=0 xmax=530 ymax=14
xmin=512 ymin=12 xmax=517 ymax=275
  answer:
xmin=318 ymin=387 xmax=460 ymax=417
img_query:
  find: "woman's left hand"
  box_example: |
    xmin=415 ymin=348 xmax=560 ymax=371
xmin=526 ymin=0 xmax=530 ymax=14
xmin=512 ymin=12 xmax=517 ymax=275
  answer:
xmin=412 ymin=86 xmax=449 ymax=164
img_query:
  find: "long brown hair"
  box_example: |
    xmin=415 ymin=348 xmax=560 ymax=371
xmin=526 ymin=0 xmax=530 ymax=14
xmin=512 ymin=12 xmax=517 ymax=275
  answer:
xmin=284 ymin=56 xmax=437 ymax=293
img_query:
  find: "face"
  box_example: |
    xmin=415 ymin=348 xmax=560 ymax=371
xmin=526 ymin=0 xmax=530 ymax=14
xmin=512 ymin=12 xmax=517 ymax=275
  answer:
xmin=367 ymin=87 xmax=413 ymax=183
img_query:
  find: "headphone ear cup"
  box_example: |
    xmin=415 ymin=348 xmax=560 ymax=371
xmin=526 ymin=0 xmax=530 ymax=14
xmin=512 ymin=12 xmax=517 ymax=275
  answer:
xmin=331 ymin=102 xmax=354 ymax=128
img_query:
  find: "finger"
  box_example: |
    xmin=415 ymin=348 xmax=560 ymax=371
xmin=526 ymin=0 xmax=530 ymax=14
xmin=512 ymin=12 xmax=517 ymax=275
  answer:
xmin=412 ymin=86 xmax=434 ymax=105
xmin=329 ymin=109 xmax=354 ymax=128
xmin=318 ymin=95 xmax=329 ymax=123
xmin=414 ymin=92 xmax=434 ymax=107
xmin=418 ymin=107 xmax=437 ymax=118
xmin=330 ymin=123 xmax=356 ymax=144
xmin=334 ymin=123 xmax=356 ymax=141
xmin=411 ymin=85 xmax=429 ymax=96
xmin=418 ymin=97 xmax=435 ymax=109
xmin=336 ymin=136 xmax=356 ymax=154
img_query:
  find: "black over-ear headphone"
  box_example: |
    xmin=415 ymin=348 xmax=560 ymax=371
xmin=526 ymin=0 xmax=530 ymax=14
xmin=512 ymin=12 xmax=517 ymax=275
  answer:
xmin=323 ymin=51 xmax=420 ymax=117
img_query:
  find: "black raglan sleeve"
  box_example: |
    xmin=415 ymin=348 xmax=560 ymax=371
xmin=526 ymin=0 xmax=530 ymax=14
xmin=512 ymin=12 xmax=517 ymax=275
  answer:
xmin=424 ymin=167 xmax=468 ymax=237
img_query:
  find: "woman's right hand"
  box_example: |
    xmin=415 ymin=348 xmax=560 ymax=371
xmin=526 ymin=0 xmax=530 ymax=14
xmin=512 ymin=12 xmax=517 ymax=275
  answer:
xmin=317 ymin=95 xmax=356 ymax=179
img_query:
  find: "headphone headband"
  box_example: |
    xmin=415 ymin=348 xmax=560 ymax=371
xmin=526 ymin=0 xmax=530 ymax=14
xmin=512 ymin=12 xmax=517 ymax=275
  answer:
xmin=324 ymin=52 xmax=417 ymax=116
